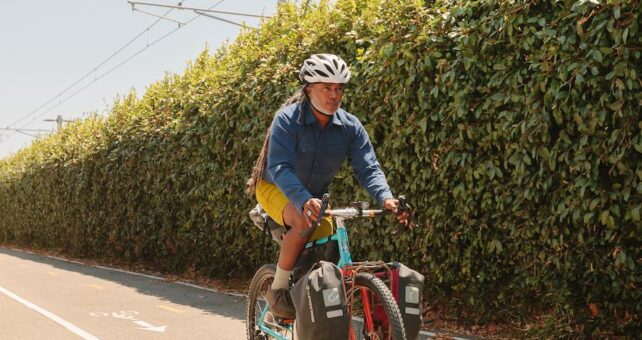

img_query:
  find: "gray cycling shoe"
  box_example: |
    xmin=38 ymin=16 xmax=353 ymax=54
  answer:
xmin=265 ymin=287 xmax=296 ymax=319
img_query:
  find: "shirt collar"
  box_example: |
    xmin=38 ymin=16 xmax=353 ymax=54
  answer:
xmin=302 ymin=101 xmax=344 ymax=126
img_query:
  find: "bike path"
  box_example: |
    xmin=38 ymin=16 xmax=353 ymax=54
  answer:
xmin=0 ymin=246 xmax=246 ymax=339
xmin=0 ymin=287 xmax=77 ymax=339
xmin=0 ymin=246 xmax=472 ymax=340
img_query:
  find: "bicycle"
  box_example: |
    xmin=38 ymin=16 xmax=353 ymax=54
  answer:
xmin=246 ymin=194 xmax=417 ymax=340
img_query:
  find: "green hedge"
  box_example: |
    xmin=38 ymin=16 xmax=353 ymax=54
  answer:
xmin=1 ymin=0 xmax=640 ymax=336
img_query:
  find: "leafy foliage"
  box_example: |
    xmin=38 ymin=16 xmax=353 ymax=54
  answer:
xmin=1 ymin=0 xmax=640 ymax=336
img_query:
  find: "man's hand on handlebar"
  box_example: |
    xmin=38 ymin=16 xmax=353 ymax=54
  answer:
xmin=384 ymin=198 xmax=409 ymax=226
xmin=302 ymin=198 xmax=322 ymax=227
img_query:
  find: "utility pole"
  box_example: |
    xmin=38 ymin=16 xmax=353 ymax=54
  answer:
xmin=44 ymin=115 xmax=75 ymax=130
xmin=0 ymin=115 xmax=75 ymax=145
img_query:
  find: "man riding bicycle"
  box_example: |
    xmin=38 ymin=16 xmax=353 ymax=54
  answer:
xmin=246 ymin=53 xmax=408 ymax=319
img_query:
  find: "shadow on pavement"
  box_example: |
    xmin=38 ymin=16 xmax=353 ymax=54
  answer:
xmin=0 ymin=246 xmax=246 ymax=322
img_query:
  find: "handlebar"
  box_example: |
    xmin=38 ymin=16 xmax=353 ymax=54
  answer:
xmin=298 ymin=194 xmax=415 ymax=239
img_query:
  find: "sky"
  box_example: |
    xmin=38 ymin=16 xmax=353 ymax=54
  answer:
xmin=0 ymin=0 xmax=283 ymax=159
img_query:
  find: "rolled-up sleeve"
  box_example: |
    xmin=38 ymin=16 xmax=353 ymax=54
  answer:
xmin=267 ymin=113 xmax=312 ymax=212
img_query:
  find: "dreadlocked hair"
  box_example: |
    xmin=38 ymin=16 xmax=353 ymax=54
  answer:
xmin=245 ymin=86 xmax=307 ymax=196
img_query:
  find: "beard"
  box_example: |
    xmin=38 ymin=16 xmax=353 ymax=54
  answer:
xmin=309 ymin=95 xmax=340 ymax=116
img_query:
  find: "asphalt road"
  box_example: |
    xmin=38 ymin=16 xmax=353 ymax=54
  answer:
xmin=1 ymin=246 xmax=469 ymax=340
xmin=0 ymin=247 xmax=247 ymax=340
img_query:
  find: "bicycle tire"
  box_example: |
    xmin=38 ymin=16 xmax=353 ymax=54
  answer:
xmin=246 ymin=264 xmax=293 ymax=340
xmin=347 ymin=272 xmax=407 ymax=340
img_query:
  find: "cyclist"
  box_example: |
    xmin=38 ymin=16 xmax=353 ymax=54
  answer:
xmin=246 ymin=53 xmax=408 ymax=319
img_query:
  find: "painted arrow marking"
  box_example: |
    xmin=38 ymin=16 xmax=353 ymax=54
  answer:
xmin=90 ymin=310 xmax=167 ymax=332
xmin=134 ymin=320 xmax=167 ymax=332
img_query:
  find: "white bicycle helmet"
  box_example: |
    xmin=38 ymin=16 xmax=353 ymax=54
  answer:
xmin=299 ymin=54 xmax=351 ymax=84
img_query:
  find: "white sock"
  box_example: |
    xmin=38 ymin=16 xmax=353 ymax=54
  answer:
xmin=271 ymin=266 xmax=291 ymax=290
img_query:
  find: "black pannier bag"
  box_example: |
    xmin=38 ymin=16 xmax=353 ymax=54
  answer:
xmin=289 ymin=261 xmax=349 ymax=340
xmin=391 ymin=262 xmax=425 ymax=340
xmin=291 ymin=237 xmax=340 ymax=284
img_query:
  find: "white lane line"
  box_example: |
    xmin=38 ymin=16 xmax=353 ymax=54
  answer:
xmin=0 ymin=286 xmax=100 ymax=340
xmin=2 ymin=247 xmax=457 ymax=339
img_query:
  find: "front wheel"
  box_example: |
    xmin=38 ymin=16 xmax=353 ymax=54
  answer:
xmin=246 ymin=264 xmax=294 ymax=340
xmin=347 ymin=272 xmax=407 ymax=340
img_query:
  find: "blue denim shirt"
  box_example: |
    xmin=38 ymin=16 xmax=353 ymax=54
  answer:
xmin=264 ymin=101 xmax=393 ymax=212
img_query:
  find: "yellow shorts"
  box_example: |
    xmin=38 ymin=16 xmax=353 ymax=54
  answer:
xmin=255 ymin=179 xmax=333 ymax=241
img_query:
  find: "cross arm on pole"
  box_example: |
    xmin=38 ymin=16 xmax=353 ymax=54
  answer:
xmin=128 ymin=1 xmax=271 ymax=19
xmin=132 ymin=7 xmax=185 ymax=26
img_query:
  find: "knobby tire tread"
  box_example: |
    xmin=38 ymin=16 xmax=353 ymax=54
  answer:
xmin=353 ymin=272 xmax=407 ymax=340
xmin=246 ymin=264 xmax=277 ymax=340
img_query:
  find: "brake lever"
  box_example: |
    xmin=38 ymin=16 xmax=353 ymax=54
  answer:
xmin=299 ymin=193 xmax=330 ymax=239
xmin=392 ymin=195 xmax=415 ymax=235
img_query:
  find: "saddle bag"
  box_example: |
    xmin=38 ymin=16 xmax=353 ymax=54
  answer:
xmin=289 ymin=261 xmax=349 ymax=340
xmin=248 ymin=204 xmax=285 ymax=244
xmin=391 ymin=262 xmax=425 ymax=340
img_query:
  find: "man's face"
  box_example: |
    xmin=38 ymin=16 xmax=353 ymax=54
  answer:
xmin=307 ymin=82 xmax=345 ymax=115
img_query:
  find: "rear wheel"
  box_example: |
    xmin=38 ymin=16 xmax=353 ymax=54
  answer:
xmin=246 ymin=264 xmax=294 ymax=340
xmin=347 ymin=272 xmax=406 ymax=340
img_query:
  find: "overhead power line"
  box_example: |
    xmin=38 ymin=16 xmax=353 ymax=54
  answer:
xmin=15 ymin=0 xmax=227 ymax=130
xmin=0 ymin=128 xmax=53 ymax=138
xmin=5 ymin=3 xmax=183 ymax=130
xmin=132 ymin=7 xmax=186 ymax=26
xmin=193 ymin=10 xmax=242 ymax=27
xmin=1 ymin=0 xmax=228 ymax=149
xmin=16 ymin=19 xmax=195 ymax=130
xmin=128 ymin=1 xmax=271 ymax=19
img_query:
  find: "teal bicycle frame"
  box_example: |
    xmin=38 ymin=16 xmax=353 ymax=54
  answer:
xmin=257 ymin=205 xmax=383 ymax=339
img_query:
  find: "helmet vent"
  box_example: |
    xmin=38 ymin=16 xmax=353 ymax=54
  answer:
xmin=323 ymin=63 xmax=335 ymax=75
xmin=299 ymin=54 xmax=351 ymax=84
xmin=316 ymin=70 xmax=329 ymax=78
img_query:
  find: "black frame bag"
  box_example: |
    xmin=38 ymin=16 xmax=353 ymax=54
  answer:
xmin=291 ymin=238 xmax=340 ymax=284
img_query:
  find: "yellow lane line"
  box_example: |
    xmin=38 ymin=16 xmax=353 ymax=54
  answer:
xmin=88 ymin=284 xmax=105 ymax=290
xmin=157 ymin=305 xmax=186 ymax=314
xmin=47 ymin=271 xmax=60 ymax=277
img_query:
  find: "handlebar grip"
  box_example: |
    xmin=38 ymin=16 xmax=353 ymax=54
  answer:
xmin=299 ymin=193 xmax=330 ymax=239
xmin=393 ymin=194 xmax=415 ymax=235
xmin=398 ymin=195 xmax=408 ymax=212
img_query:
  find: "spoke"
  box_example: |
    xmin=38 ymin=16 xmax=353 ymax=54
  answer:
xmin=249 ymin=269 xmax=293 ymax=339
